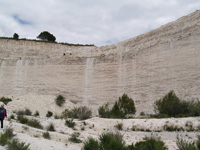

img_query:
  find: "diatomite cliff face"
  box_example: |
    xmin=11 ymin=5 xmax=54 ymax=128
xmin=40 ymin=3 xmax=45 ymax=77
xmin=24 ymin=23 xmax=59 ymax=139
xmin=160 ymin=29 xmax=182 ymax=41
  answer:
xmin=0 ymin=10 xmax=200 ymax=114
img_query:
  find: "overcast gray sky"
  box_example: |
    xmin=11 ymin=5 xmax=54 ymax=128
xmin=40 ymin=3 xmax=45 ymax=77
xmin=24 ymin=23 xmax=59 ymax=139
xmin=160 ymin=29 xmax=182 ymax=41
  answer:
xmin=0 ymin=0 xmax=199 ymax=46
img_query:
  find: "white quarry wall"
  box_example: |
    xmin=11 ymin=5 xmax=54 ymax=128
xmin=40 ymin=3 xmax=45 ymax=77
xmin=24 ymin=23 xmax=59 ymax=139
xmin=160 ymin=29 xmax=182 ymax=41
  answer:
xmin=0 ymin=10 xmax=200 ymax=114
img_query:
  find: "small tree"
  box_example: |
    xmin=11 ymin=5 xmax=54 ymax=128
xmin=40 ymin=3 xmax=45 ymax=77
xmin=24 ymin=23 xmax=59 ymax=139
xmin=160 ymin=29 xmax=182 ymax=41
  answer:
xmin=37 ymin=31 xmax=56 ymax=42
xmin=13 ymin=33 xmax=19 ymax=39
xmin=98 ymin=94 xmax=136 ymax=119
xmin=98 ymin=103 xmax=111 ymax=118
xmin=111 ymin=94 xmax=136 ymax=118
xmin=154 ymin=90 xmax=189 ymax=117
xmin=55 ymin=95 xmax=65 ymax=106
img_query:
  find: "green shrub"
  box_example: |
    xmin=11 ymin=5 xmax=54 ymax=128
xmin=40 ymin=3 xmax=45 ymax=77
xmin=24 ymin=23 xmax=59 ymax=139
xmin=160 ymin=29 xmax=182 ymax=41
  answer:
xmin=98 ymin=94 xmax=136 ymax=119
xmin=5 ymin=127 xmax=15 ymax=139
xmin=7 ymin=139 xmax=30 ymax=150
xmin=17 ymin=116 xmax=29 ymax=124
xmin=0 ymin=133 xmax=8 ymax=146
xmin=0 ymin=97 xmax=12 ymax=105
xmin=114 ymin=123 xmax=123 ymax=130
xmin=133 ymin=136 xmax=168 ymax=150
xmin=10 ymin=114 xmax=15 ymax=119
xmin=55 ymin=95 xmax=65 ymax=106
xmin=65 ymin=119 xmax=76 ymax=128
xmin=98 ymin=103 xmax=111 ymax=118
xmin=0 ymin=127 xmax=15 ymax=146
xmin=154 ymin=91 xmax=200 ymax=117
xmin=196 ymin=136 xmax=200 ymax=150
xmin=111 ymin=94 xmax=136 ymax=118
xmin=34 ymin=111 xmax=39 ymax=117
xmin=188 ymin=100 xmax=200 ymax=116
xmin=76 ymin=106 xmax=92 ymax=120
xmin=82 ymin=137 xmax=99 ymax=150
xmin=13 ymin=33 xmax=19 ymax=40
xmin=140 ymin=112 xmax=145 ymax=116
xmin=43 ymin=132 xmax=50 ymax=139
xmin=46 ymin=123 xmax=55 ymax=132
xmin=62 ymin=106 xmax=92 ymax=120
xmin=69 ymin=132 xmax=82 ymax=143
xmin=163 ymin=124 xmax=184 ymax=131
xmin=176 ymin=135 xmax=196 ymax=150
xmin=154 ymin=91 xmax=190 ymax=117
xmin=16 ymin=109 xmax=32 ymax=116
xmin=46 ymin=111 xmax=53 ymax=118
xmin=27 ymin=119 xmax=43 ymax=129
xmin=99 ymin=132 xmax=127 ymax=150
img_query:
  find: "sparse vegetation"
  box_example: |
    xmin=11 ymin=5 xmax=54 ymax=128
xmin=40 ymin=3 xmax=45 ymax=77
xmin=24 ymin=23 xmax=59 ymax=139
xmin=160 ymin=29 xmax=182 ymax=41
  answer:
xmin=0 ymin=97 xmax=12 ymax=105
xmin=27 ymin=119 xmax=43 ymax=129
xmin=65 ymin=119 xmax=76 ymax=128
xmin=10 ymin=114 xmax=15 ymax=119
xmin=7 ymin=139 xmax=30 ymax=150
xmin=55 ymin=95 xmax=66 ymax=106
xmin=69 ymin=132 xmax=82 ymax=143
xmin=54 ymin=114 xmax=61 ymax=119
xmin=140 ymin=111 xmax=145 ymax=116
xmin=132 ymin=136 xmax=168 ymax=150
xmin=34 ymin=111 xmax=39 ymax=117
xmin=82 ymin=132 xmax=127 ymax=150
xmin=46 ymin=123 xmax=56 ymax=132
xmin=163 ymin=124 xmax=184 ymax=132
xmin=0 ymin=133 xmax=8 ymax=146
xmin=99 ymin=94 xmax=136 ymax=118
xmin=82 ymin=137 xmax=99 ymax=150
xmin=43 ymin=132 xmax=50 ymax=139
xmin=24 ymin=109 xmax=32 ymax=116
xmin=17 ymin=115 xmax=29 ymax=124
xmin=16 ymin=109 xmax=32 ymax=116
xmin=176 ymin=135 xmax=196 ymax=150
xmin=99 ymin=132 xmax=127 ymax=150
xmin=0 ymin=37 xmax=94 ymax=46
xmin=0 ymin=127 xmax=15 ymax=146
xmin=4 ymin=127 xmax=16 ymax=140
xmin=62 ymin=106 xmax=92 ymax=120
xmin=98 ymin=103 xmax=111 ymax=118
xmin=46 ymin=111 xmax=53 ymax=118
xmin=114 ymin=123 xmax=123 ymax=130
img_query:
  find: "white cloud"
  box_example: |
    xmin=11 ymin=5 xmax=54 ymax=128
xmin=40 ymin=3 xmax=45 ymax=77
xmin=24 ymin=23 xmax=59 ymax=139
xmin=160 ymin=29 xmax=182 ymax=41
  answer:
xmin=0 ymin=0 xmax=199 ymax=46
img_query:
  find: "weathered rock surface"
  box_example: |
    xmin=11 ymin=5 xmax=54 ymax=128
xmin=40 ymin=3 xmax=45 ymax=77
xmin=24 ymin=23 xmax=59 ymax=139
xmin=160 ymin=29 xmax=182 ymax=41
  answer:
xmin=0 ymin=10 xmax=200 ymax=114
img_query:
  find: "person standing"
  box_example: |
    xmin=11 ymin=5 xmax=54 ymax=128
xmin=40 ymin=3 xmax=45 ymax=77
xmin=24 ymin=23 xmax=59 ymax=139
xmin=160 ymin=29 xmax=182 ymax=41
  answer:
xmin=0 ymin=104 xmax=7 ymax=128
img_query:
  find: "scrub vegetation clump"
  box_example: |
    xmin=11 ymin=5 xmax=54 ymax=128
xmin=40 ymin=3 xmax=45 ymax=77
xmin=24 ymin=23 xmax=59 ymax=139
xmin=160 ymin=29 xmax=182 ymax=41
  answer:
xmin=98 ymin=94 xmax=136 ymax=118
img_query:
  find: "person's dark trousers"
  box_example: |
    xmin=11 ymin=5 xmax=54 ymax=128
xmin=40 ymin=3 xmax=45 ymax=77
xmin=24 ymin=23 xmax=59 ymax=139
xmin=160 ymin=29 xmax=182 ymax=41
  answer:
xmin=0 ymin=119 xmax=3 ymax=128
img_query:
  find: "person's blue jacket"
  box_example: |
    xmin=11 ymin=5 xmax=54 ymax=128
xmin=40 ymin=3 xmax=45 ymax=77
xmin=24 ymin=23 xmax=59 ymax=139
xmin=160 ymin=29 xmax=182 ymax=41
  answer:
xmin=0 ymin=108 xmax=7 ymax=119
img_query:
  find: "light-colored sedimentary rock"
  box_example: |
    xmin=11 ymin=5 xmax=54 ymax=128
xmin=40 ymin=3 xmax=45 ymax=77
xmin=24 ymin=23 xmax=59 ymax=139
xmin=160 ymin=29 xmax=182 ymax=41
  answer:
xmin=0 ymin=10 xmax=200 ymax=114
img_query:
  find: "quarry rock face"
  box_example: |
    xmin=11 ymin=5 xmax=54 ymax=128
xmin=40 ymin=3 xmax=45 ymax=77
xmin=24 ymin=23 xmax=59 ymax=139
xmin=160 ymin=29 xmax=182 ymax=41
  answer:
xmin=0 ymin=10 xmax=200 ymax=114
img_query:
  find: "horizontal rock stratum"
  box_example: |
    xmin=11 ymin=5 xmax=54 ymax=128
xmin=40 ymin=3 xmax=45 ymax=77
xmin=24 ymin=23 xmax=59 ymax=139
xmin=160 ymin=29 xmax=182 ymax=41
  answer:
xmin=0 ymin=10 xmax=200 ymax=114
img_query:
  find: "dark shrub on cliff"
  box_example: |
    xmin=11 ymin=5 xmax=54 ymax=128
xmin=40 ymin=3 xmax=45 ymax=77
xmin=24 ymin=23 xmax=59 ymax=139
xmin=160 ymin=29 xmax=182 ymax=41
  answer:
xmin=154 ymin=90 xmax=200 ymax=117
xmin=98 ymin=94 xmax=136 ymax=118
xmin=0 ymin=97 xmax=12 ymax=105
xmin=55 ymin=95 xmax=65 ymax=106
xmin=37 ymin=31 xmax=56 ymax=42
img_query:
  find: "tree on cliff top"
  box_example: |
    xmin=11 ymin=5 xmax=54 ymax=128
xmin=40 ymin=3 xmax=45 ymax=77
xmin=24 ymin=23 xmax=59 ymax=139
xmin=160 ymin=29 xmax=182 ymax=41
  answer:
xmin=13 ymin=33 xmax=19 ymax=39
xmin=37 ymin=31 xmax=56 ymax=42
